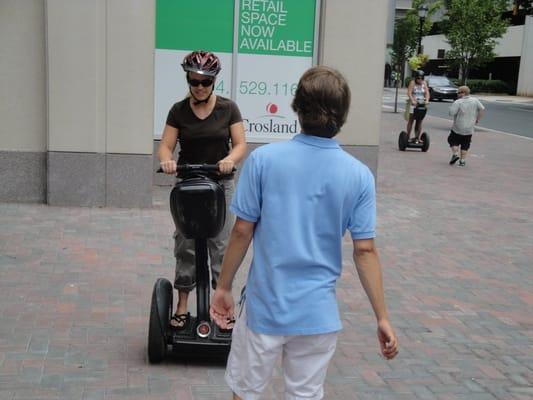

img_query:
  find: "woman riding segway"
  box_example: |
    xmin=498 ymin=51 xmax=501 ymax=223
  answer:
xmin=157 ymin=50 xmax=246 ymax=330
xmin=405 ymin=70 xmax=430 ymax=143
xmin=398 ymin=70 xmax=430 ymax=151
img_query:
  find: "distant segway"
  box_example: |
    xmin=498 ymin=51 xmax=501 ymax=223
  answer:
xmin=399 ymin=99 xmax=430 ymax=152
xmin=148 ymin=164 xmax=234 ymax=363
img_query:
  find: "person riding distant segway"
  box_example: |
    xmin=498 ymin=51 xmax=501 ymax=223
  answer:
xmin=398 ymin=70 xmax=430 ymax=152
xmin=406 ymin=70 xmax=430 ymax=143
xmin=157 ymin=50 xmax=247 ymax=330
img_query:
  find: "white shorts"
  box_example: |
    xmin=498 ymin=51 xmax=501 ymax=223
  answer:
xmin=225 ymin=306 xmax=338 ymax=400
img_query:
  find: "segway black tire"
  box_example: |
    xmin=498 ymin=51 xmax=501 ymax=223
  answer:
xmin=148 ymin=278 xmax=173 ymax=363
xmin=421 ymin=132 xmax=430 ymax=152
xmin=398 ymin=131 xmax=408 ymax=151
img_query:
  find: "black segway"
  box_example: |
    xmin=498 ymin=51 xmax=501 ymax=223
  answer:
xmin=399 ymin=100 xmax=430 ymax=152
xmin=148 ymin=164 xmax=233 ymax=363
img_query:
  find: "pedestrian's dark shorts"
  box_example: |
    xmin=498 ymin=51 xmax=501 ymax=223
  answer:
xmin=447 ymin=130 xmax=472 ymax=151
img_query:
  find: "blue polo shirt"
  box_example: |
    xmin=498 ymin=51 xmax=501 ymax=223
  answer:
xmin=231 ymin=133 xmax=376 ymax=335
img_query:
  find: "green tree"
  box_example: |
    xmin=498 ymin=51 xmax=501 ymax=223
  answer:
xmin=391 ymin=16 xmax=418 ymax=84
xmin=391 ymin=0 xmax=442 ymax=85
xmin=444 ymin=0 xmax=509 ymax=84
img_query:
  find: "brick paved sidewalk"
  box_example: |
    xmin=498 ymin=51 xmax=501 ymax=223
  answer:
xmin=1 ymin=111 xmax=532 ymax=399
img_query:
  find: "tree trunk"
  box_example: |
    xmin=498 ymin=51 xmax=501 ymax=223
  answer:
xmin=399 ymin=60 xmax=406 ymax=87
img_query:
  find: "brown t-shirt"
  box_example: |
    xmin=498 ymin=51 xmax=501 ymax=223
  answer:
xmin=166 ymin=96 xmax=242 ymax=167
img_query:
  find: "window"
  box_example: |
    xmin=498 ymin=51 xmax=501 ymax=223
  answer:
xmin=437 ymin=49 xmax=446 ymax=59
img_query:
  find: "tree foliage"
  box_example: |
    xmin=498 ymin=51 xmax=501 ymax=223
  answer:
xmin=444 ymin=0 xmax=509 ymax=84
xmin=391 ymin=0 xmax=442 ymax=84
xmin=408 ymin=54 xmax=430 ymax=71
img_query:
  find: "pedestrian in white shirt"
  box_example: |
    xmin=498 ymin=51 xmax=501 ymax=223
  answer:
xmin=448 ymin=86 xmax=485 ymax=166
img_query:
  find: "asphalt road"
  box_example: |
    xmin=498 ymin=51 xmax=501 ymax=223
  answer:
xmin=383 ymin=89 xmax=533 ymax=139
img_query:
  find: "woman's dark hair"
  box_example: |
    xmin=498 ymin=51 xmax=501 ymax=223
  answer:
xmin=291 ymin=66 xmax=351 ymax=138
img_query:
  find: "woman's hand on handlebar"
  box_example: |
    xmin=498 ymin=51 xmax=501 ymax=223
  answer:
xmin=217 ymin=157 xmax=235 ymax=175
xmin=159 ymin=160 xmax=177 ymax=175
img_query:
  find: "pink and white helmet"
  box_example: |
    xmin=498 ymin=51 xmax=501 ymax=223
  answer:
xmin=181 ymin=50 xmax=221 ymax=77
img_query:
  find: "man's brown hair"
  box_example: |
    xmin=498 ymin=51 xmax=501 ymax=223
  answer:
xmin=291 ymin=66 xmax=351 ymax=138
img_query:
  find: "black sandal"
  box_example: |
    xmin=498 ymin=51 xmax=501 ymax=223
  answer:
xmin=170 ymin=312 xmax=190 ymax=330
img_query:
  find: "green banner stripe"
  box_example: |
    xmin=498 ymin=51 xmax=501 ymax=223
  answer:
xmin=156 ymin=0 xmax=234 ymax=52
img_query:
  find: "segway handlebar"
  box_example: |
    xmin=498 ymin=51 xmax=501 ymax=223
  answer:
xmin=156 ymin=163 xmax=235 ymax=175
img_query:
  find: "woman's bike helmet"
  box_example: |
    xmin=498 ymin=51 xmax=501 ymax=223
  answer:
xmin=414 ymin=70 xmax=425 ymax=78
xmin=181 ymin=51 xmax=221 ymax=77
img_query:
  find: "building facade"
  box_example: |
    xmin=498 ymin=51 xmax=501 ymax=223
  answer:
xmin=422 ymin=14 xmax=533 ymax=95
xmin=0 ymin=0 xmax=389 ymax=208
xmin=391 ymin=1 xmax=533 ymax=95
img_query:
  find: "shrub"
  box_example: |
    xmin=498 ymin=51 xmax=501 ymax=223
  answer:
xmin=450 ymin=79 xmax=511 ymax=94
xmin=408 ymin=54 xmax=430 ymax=71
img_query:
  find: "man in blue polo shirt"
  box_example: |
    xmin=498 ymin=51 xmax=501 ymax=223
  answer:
xmin=211 ymin=66 xmax=398 ymax=400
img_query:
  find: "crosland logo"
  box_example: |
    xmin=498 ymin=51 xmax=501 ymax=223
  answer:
xmin=243 ymin=102 xmax=298 ymax=134
xmin=266 ymin=102 xmax=278 ymax=114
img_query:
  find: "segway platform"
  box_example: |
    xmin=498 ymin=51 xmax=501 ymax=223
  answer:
xmin=170 ymin=317 xmax=232 ymax=347
xmin=398 ymin=131 xmax=430 ymax=152
xmin=148 ymin=271 xmax=232 ymax=363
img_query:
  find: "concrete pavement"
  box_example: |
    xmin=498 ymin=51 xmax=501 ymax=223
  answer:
xmin=0 ymin=110 xmax=532 ymax=399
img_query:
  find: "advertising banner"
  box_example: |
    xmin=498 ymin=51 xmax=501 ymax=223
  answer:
xmin=154 ymin=0 xmax=318 ymax=142
xmin=236 ymin=0 xmax=317 ymax=142
xmin=154 ymin=0 xmax=234 ymax=138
